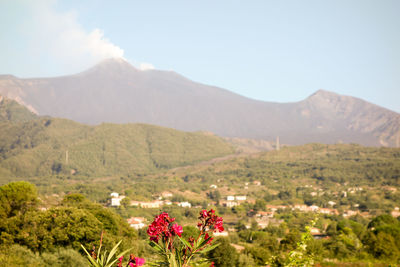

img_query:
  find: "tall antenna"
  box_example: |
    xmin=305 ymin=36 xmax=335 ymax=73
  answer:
xmin=276 ymin=136 xmax=280 ymax=151
xmin=66 ymin=150 xmax=69 ymax=165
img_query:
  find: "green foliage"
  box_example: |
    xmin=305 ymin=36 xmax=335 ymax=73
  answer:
xmin=41 ymin=248 xmax=88 ymax=267
xmin=207 ymin=238 xmax=239 ymax=267
xmin=268 ymin=219 xmax=316 ymax=267
xmin=0 ymin=97 xmax=38 ymax=123
xmin=364 ymin=231 xmax=399 ymax=261
xmin=0 ymin=181 xmax=38 ymax=218
xmin=171 ymin=143 xmax=400 ymax=211
xmin=0 ymin=118 xmax=234 ymax=180
xmin=148 ymin=231 xmax=219 ymax=267
xmin=368 ymin=214 xmax=399 ymax=229
xmin=0 ymin=181 xmax=137 ymax=261
xmin=238 ymin=253 xmax=256 ymax=267
xmin=81 ymin=240 xmax=133 ymax=267
xmin=0 ymin=245 xmax=87 ymax=267
xmin=0 ymin=244 xmax=45 ymax=266
xmin=5 ymin=207 xmax=103 ymax=252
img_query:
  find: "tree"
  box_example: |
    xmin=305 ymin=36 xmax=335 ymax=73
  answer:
xmin=120 ymin=196 xmax=131 ymax=208
xmin=368 ymin=214 xmax=398 ymax=229
xmin=0 ymin=181 xmax=38 ymax=218
xmin=364 ymin=231 xmax=400 ymax=260
xmin=207 ymin=190 xmax=221 ymax=203
xmin=207 ymin=238 xmax=239 ymax=267
xmin=238 ymin=253 xmax=256 ymax=267
xmin=62 ymin=193 xmax=86 ymax=205
xmin=280 ymin=229 xmax=301 ymax=251
xmin=253 ymin=199 xmax=266 ymax=212
xmin=9 ymin=207 xmax=103 ymax=252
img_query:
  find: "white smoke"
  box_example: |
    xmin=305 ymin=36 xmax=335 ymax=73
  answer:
xmin=27 ymin=0 xmax=124 ymax=73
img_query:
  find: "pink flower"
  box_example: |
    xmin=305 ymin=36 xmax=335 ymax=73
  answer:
xmin=171 ymin=223 xmax=183 ymax=237
xmin=200 ymin=209 xmax=208 ymax=218
xmin=135 ymin=257 xmax=145 ymax=266
xmin=147 ymin=212 xmax=174 ymax=242
xmin=147 ymin=212 xmax=183 ymax=242
xmin=117 ymin=255 xmax=123 ymax=267
xmin=214 ymin=217 xmax=224 ymax=232
xmin=197 ymin=209 xmax=224 ymax=233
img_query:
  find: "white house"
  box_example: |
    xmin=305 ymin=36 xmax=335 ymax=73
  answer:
xmin=328 ymin=201 xmax=336 ymax=206
xmin=221 ymin=200 xmax=238 ymax=208
xmin=258 ymin=211 xmax=274 ymax=218
xmin=309 ymin=205 xmax=319 ymax=212
xmin=110 ymin=193 xmax=125 ymax=207
xmin=127 ymin=217 xmax=146 ymax=230
xmin=227 ymin=196 xmax=235 ymax=201
xmin=391 ymin=207 xmax=400 ymax=218
xmin=110 ymin=192 xmax=119 ymax=198
xmin=235 ymin=196 xmax=247 ymax=201
xmin=178 ymin=201 xmax=192 ymax=208
xmin=140 ymin=200 xmax=163 ymax=208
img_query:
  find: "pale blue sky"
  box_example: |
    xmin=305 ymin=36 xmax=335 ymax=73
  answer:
xmin=1 ymin=0 xmax=399 ymax=112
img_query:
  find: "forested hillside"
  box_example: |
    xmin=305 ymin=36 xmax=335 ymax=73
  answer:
xmin=0 ymin=100 xmax=234 ymax=180
xmin=0 ymin=96 xmax=38 ymax=122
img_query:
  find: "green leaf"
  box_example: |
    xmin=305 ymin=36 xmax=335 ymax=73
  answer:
xmin=105 ymin=240 xmax=122 ymax=264
xmin=168 ymin=254 xmax=179 ymax=267
xmin=149 ymin=241 xmax=164 ymax=253
xmin=177 ymin=235 xmax=192 ymax=249
xmin=175 ymin=248 xmax=182 ymax=266
xmin=80 ymin=244 xmax=100 ymax=267
xmin=197 ymin=243 xmax=220 ymax=254
xmin=109 ymin=247 xmax=134 ymax=267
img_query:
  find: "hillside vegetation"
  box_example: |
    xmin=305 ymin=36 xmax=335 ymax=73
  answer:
xmin=1 ymin=100 xmax=400 ymax=265
xmin=0 ymin=96 xmax=37 ymax=122
xmin=153 ymin=143 xmax=400 ymax=212
xmin=0 ymin=102 xmax=234 ymax=180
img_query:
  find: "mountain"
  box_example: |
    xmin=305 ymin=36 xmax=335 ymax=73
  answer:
xmin=0 ymin=100 xmax=234 ymax=179
xmin=0 ymin=58 xmax=399 ymax=146
xmin=0 ymin=96 xmax=38 ymax=122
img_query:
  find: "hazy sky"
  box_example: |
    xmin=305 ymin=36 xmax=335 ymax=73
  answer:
xmin=1 ymin=0 xmax=399 ymax=112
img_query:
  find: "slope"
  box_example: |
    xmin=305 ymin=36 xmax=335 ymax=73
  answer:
xmin=0 ymin=96 xmax=38 ymax=122
xmin=0 ymin=58 xmax=399 ymax=146
xmin=0 ymin=117 xmax=234 ymax=180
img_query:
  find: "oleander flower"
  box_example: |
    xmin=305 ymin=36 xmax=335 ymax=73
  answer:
xmin=117 ymin=255 xmax=123 ymax=267
xmin=135 ymin=257 xmax=146 ymax=266
xmin=171 ymin=223 xmax=183 ymax=237
xmin=200 ymin=209 xmax=208 ymax=218
xmin=147 ymin=212 xmax=183 ymax=242
xmin=127 ymin=254 xmax=145 ymax=267
xmin=197 ymin=209 xmax=224 ymax=233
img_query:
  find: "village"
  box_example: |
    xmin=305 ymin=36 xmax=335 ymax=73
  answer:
xmin=109 ymin=188 xmax=400 ymax=239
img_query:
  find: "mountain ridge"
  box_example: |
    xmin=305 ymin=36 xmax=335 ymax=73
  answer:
xmin=0 ymin=58 xmax=399 ymax=147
